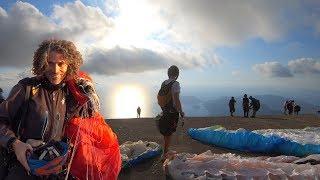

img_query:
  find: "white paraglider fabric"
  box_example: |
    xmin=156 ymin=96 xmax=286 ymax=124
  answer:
xmin=120 ymin=140 xmax=161 ymax=167
xmin=164 ymin=151 xmax=320 ymax=179
xmin=254 ymin=127 xmax=320 ymax=145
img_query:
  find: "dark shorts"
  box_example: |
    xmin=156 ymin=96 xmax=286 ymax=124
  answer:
xmin=158 ymin=112 xmax=179 ymax=136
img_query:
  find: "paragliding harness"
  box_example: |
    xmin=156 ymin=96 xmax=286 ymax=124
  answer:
xmin=0 ymin=79 xmax=70 ymax=177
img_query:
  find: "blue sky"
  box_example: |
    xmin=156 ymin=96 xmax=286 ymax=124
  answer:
xmin=0 ymin=0 xmax=320 ymax=118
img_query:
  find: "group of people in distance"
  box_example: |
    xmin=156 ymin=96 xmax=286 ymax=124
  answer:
xmin=283 ymin=100 xmax=301 ymax=115
xmin=229 ymin=94 xmax=260 ymax=118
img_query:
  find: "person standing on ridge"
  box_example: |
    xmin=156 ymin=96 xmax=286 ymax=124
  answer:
xmin=157 ymin=65 xmax=185 ymax=160
xmin=294 ymin=104 xmax=301 ymax=115
xmin=137 ymin=106 xmax=141 ymax=118
xmin=249 ymin=96 xmax=260 ymax=118
xmin=229 ymin=97 xmax=236 ymax=117
xmin=283 ymin=100 xmax=289 ymax=115
xmin=287 ymin=100 xmax=294 ymax=115
xmin=242 ymin=94 xmax=249 ymax=118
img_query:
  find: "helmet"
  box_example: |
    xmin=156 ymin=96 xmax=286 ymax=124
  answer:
xmin=27 ymin=141 xmax=69 ymax=176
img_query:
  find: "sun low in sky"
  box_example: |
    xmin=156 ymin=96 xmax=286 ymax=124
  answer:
xmin=112 ymin=85 xmax=148 ymax=118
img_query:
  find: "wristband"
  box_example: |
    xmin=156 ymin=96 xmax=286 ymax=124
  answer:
xmin=7 ymin=137 xmax=18 ymax=152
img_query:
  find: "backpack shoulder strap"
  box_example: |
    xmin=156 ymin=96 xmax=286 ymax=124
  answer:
xmin=15 ymin=78 xmax=38 ymax=138
xmin=165 ymin=80 xmax=176 ymax=89
xmin=16 ymin=84 xmax=31 ymax=138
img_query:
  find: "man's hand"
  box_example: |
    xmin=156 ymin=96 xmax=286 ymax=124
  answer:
xmin=13 ymin=139 xmax=33 ymax=173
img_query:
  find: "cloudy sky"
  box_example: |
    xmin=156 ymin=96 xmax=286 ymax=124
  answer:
xmin=0 ymin=0 xmax=320 ymax=117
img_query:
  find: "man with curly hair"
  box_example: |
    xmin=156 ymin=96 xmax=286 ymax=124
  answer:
xmin=0 ymin=39 xmax=101 ymax=179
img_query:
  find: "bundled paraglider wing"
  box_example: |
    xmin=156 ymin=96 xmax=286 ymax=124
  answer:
xmin=65 ymin=113 xmax=121 ymax=180
xmin=65 ymin=71 xmax=121 ymax=180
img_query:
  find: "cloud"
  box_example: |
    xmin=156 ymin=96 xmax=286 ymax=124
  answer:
xmin=82 ymin=46 xmax=221 ymax=75
xmin=1 ymin=0 xmax=319 ymax=77
xmin=0 ymin=2 xmax=56 ymax=67
xmin=0 ymin=1 xmax=113 ymax=68
xmin=253 ymin=62 xmax=293 ymax=77
xmin=231 ymin=70 xmax=241 ymax=76
xmin=0 ymin=1 xmax=219 ymax=75
xmin=82 ymin=47 xmax=168 ymax=75
xmin=0 ymin=67 xmax=32 ymax=82
xmin=52 ymin=1 xmax=113 ymax=40
xmin=288 ymin=58 xmax=320 ymax=74
xmin=150 ymin=0 xmax=291 ymax=47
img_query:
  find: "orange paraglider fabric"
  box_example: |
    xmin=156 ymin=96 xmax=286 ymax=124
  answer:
xmin=65 ymin=113 xmax=121 ymax=180
xmin=66 ymin=72 xmax=89 ymax=105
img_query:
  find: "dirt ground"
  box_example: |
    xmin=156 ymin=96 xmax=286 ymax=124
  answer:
xmin=107 ymin=114 xmax=320 ymax=180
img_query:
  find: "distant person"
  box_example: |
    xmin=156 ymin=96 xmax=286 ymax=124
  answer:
xmin=229 ymin=97 xmax=236 ymax=117
xmin=283 ymin=100 xmax=289 ymax=115
xmin=287 ymin=100 xmax=294 ymax=115
xmin=157 ymin=65 xmax=184 ymax=160
xmin=0 ymin=88 xmax=4 ymax=104
xmin=242 ymin=94 xmax=249 ymax=118
xmin=137 ymin=106 xmax=141 ymax=118
xmin=294 ymin=104 xmax=301 ymax=115
xmin=249 ymin=96 xmax=260 ymax=118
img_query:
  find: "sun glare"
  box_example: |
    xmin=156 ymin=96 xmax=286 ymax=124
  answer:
xmin=112 ymin=85 xmax=147 ymax=119
xmin=102 ymin=0 xmax=165 ymax=49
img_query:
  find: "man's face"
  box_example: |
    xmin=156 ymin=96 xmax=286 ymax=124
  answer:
xmin=44 ymin=51 xmax=68 ymax=85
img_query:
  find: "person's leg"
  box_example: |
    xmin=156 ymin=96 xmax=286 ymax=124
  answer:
xmin=164 ymin=135 xmax=171 ymax=154
xmin=251 ymin=110 xmax=256 ymax=118
xmin=253 ymin=110 xmax=256 ymax=117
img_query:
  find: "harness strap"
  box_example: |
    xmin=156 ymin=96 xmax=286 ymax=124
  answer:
xmin=17 ymin=85 xmax=31 ymax=139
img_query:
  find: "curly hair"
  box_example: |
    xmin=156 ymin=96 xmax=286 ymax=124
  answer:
xmin=32 ymin=39 xmax=83 ymax=78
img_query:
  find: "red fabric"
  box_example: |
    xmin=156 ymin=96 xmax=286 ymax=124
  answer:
xmin=77 ymin=71 xmax=92 ymax=82
xmin=66 ymin=79 xmax=88 ymax=105
xmin=66 ymin=71 xmax=91 ymax=105
xmin=65 ymin=113 xmax=121 ymax=180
